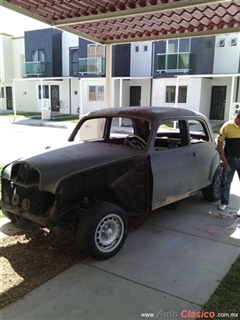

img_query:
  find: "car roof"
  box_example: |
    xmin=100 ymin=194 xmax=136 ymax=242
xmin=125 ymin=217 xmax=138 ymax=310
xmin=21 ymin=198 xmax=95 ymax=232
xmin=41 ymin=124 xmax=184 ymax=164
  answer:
xmin=85 ymin=106 xmax=202 ymax=122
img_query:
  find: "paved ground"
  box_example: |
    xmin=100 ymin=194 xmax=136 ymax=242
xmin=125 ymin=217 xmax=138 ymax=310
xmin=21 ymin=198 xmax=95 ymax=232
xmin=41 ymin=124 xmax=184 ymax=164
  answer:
xmin=1 ymin=175 xmax=240 ymax=319
xmin=1 ymin=116 xmax=239 ymax=319
xmin=0 ymin=117 xmax=76 ymax=165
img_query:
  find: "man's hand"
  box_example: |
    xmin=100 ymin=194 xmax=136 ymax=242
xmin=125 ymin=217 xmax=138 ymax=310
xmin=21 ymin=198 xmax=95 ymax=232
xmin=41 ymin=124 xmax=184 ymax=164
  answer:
xmin=220 ymin=158 xmax=228 ymax=168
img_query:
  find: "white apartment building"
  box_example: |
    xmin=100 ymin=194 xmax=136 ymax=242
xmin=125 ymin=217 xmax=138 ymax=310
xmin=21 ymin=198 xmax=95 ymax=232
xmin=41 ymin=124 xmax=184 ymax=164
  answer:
xmin=1 ymin=30 xmax=240 ymax=122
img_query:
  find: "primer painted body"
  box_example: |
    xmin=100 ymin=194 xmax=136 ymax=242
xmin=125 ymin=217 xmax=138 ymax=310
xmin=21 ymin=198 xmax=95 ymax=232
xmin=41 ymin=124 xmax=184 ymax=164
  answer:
xmin=1 ymin=107 xmax=220 ymax=228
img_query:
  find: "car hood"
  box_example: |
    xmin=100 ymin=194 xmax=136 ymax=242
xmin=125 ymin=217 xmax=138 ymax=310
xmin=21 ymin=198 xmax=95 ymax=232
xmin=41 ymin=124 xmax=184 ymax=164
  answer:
xmin=13 ymin=141 xmax=139 ymax=193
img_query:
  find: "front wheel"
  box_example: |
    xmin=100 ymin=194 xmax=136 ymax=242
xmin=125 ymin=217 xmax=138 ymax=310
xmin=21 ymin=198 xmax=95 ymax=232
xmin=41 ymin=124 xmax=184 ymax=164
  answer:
xmin=77 ymin=202 xmax=128 ymax=260
xmin=202 ymin=166 xmax=222 ymax=202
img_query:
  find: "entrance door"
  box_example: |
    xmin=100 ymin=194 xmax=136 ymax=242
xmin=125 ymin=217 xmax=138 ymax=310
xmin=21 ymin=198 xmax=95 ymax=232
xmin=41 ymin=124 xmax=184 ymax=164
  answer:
xmin=51 ymin=85 xmax=60 ymax=112
xmin=130 ymin=86 xmax=141 ymax=106
xmin=6 ymin=87 xmax=13 ymax=110
xmin=210 ymin=86 xmax=226 ymax=120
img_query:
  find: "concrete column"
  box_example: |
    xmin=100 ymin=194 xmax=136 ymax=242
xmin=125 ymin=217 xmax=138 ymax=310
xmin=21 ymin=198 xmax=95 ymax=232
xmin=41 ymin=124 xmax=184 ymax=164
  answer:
xmin=12 ymin=79 xmax=16 ymax=121
xmin=105 ymin=44 xmax=112 ymax=108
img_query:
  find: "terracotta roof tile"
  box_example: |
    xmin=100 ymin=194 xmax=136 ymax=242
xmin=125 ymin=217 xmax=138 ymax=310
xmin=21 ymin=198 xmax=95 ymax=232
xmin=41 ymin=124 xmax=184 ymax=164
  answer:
xmin=3 ymin=0 xmax=240 ymax=43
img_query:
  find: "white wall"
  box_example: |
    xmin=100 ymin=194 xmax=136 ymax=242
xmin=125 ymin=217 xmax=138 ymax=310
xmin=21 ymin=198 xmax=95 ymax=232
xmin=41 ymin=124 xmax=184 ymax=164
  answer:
xmin=186 ymin=78 xmax=202 ymax=112
xmin=129 ymin=78 xmax=151 ymax=106
xmin=62 ymin=32 xmax=79 ymax=77
xmin=80 ymin=78 xmax=106 ymax=115
xmin=213 ymin=34 xmax=240 ymax=73
xmin=198 ymin=78 xmax=213 ymax=118
xmin=71 ymin=78 xmax=81 ymax=114
xmin=35 ymin=79 xmax=71 ymax=114
xmin=151 ymin=77 xmax=213 ymax=117
xmin=0 ymin=35 xmax=6 ymax=83
xmin=12 ymin=78 xmax=77 ymax=114
xmin=60 ymin=79 xmax=70 ymax=113
xmin=112 ymin=78 xmax=151 ymax=108
xmin=12 ymin=77 xmax=114 ymax=115
xmin=122 ymin=80 xmax=130 ymax=107
xmin=14 ymin=80 xmax=37 ymax=112
xmin=112 ymin=79 xmax=120 ymax=108
xmin=152 ymin=78 xmax=178 ymax=107
xmin=185 ymin=78 xmax=214 ymax=118
xmin=0 ymin=34 xmax=14 ymax=82
xmin=78 ymin=77 xmax=150 ymax=114
xmin=12 ymin=37 xmax=25 ymax=79
xmin=0 ymin=34 xmax=25 ymax=111
xmin=0 ymin=97 xmax=5 ymax=110
xmin=9 ymin=79 xmax=71 ymax=114
xmin=130 ymin=41 xmax=152 ymax=77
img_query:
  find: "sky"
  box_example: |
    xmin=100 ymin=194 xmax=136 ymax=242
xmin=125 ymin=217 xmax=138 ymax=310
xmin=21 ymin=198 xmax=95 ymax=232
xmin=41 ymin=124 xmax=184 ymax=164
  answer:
xmin=0 ymin=6 xmax=48 ymax=36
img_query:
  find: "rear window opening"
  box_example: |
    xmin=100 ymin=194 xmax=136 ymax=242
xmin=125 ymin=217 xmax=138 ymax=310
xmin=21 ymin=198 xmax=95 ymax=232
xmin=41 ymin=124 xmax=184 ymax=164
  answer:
xmin=154 ymin=119 xmax=209 ymax=151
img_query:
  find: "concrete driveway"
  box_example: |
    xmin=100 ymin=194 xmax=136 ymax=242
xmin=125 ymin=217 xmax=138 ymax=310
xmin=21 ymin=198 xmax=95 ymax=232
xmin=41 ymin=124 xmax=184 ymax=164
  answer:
xmin=0 ymin=115 xmax=239 ymax=319
xmin=1 ymin=174 xmax=240 ymax=320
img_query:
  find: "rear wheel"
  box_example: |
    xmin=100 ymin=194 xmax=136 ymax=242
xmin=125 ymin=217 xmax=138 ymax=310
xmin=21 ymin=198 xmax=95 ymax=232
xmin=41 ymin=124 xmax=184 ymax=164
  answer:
xmin=202 ymin=166 xmax=222 ymax=202
xmin=77 ymin=202 xmax=128 ymax=260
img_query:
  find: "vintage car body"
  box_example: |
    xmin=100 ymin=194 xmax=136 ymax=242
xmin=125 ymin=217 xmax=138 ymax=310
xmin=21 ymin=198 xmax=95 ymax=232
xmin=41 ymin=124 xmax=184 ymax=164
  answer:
xmin=1 ymin=107 xmax=221 ymax=259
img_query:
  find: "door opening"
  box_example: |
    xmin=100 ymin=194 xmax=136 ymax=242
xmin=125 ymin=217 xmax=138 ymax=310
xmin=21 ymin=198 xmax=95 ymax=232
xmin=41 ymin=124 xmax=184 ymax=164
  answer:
xmin=51 ymin=85 xmax=60 ymax=112
xmin=210 ymin=86 xmax=226 ymax=120
xmin=130 ymin=86 xmax=141 ymax=106
xmin=6 ymin=87 xmax=13 ymax=110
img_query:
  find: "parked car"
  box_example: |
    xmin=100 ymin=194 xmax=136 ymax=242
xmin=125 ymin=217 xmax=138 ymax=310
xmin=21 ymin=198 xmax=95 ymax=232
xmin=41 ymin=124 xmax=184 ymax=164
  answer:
xmin=1 ymin=107 xmax=221 ymax=259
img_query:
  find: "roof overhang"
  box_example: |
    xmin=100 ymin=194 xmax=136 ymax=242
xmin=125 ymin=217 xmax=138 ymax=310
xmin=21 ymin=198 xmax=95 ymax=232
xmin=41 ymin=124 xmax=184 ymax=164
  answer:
xmin=2 ymin=0 xmax=240 ymax=45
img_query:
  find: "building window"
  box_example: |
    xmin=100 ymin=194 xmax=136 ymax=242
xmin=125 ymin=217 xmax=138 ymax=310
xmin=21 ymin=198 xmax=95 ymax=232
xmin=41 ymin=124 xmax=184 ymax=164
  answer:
xmin=88 ymin=44 xmax=105 ymax=58
xmin=157 ymin=38 xmax=192 ymax=72
xmin=135 ymin=46 xmax=139 ymax=52
xmin=89 ymin=86 xmax=104 ymax=101
xmin=32 ymin=49 xmax=45 ymax=62
xmin=230 ymin=38 xmax=237 ymax=46
xmin=143 ymin=45 xmax=148 ymax=52
xmin=70 ymin=47 xmax=79 ymax=76
xmin=0 ymin=87 xmax=4 ymax=98
xmin=167 ymin=38 xmax=190 ymax=53
xmin=219 ymin=39 xmax=225 ymax=47
xmin=168 ymin=39 xmax=178 ymax=53
xmin=179 ymin=38 xmax=190 ymax=52
xmin=38 ymin=85 xmax=49 ymax=99
xmin=165 ymin=86 xmax=187 ymax=103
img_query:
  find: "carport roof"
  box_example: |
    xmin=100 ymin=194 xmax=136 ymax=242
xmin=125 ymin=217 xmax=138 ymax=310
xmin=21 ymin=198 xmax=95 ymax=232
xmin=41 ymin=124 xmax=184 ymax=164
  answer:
xmin=2 ymin=0 xmax=240 ymax=44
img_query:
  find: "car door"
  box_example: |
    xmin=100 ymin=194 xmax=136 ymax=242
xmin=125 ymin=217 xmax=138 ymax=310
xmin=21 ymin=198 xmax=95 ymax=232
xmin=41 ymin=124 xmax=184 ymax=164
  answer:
xmin=150 ymin=119 xmax=197 ymax=210
xmin=187 ymin=118 xmax=218 ymax=189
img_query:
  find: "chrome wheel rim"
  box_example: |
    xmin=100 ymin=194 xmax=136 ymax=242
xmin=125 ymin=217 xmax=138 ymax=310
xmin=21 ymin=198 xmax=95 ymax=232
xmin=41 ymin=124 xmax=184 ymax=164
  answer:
xmin=95 ymin=214 xmax=124 ymax=253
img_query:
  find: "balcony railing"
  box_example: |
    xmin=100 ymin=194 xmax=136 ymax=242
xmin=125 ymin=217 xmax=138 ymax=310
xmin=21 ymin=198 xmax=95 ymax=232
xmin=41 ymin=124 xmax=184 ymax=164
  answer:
xmin=23 ymin=61 xmax=51 ymax=77
xmin=79 ymin=57 xmax=105 ymax=75
xmin=157 ymin=53 xmax=193 ymax=73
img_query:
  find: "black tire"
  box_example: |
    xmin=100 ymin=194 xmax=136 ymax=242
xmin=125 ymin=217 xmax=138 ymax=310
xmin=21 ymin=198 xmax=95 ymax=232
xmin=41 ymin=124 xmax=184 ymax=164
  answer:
xmin=77 ymin=202 xmax=128 ymax=260
xmin=2 ymin=209 xmax=17 ymax=223
xmin=202 ymin=166 xmax=222 ymax=202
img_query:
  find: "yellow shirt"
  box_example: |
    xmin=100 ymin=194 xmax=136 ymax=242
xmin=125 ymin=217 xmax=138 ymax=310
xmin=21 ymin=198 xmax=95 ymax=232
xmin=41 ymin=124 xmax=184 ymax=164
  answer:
xmin=218 ymin=120 xmax=240 ymax=157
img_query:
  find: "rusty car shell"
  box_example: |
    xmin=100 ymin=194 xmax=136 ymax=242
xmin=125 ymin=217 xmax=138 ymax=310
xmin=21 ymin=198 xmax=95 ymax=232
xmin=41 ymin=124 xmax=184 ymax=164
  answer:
xmin=1 ymin=107 xmax=220 ymax=230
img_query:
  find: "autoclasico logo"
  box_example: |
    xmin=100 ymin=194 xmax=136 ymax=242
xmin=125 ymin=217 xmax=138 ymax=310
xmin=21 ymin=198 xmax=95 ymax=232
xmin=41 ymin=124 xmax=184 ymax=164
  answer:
xmin=181 ymin=310 xmax=215 ymax=318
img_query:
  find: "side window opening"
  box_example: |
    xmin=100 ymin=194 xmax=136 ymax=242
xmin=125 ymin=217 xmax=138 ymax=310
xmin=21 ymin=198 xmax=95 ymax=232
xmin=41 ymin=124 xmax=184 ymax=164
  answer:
xmin=188 ymin=120 xmax=209 ymax=144
xmin=109 ymin=117 xmax=134 ymax=140
xmin=109 ymin=117 xmax=134 ymax=145
xmin=73 ymin=118 xmax=106 ymax=141
xmin=109 ymin=117 xmax=149 ymax=151
xmin=154 ymin=120 xmax=188 ymax=151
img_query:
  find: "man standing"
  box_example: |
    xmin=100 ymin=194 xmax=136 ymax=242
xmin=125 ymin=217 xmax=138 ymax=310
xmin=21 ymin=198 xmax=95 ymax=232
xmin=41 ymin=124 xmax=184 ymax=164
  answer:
xmin=217 ymin=111 xmax=240 ymax=211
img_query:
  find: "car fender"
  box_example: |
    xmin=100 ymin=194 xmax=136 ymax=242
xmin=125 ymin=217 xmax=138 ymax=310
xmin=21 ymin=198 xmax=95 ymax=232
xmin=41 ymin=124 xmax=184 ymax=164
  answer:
xmin=208 ymin=152 xmax=221 ymax=183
